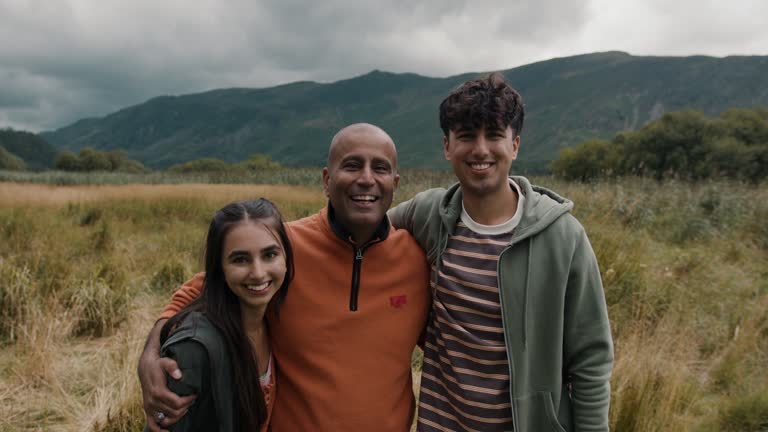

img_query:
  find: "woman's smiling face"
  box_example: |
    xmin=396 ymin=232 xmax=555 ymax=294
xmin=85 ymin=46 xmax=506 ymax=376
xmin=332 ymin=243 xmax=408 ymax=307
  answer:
xmin=221 ymin=219 xmax=287 ymax=312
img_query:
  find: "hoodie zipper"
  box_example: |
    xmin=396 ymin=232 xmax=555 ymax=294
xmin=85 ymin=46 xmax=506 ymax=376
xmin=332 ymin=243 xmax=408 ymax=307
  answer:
xmin=497 ymin=243 xmax=518 ymax=432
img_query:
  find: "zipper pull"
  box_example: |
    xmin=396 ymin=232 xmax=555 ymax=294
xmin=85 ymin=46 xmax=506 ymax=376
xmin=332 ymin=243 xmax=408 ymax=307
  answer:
xmin=355 ymin=249 xmax=363 ymax=260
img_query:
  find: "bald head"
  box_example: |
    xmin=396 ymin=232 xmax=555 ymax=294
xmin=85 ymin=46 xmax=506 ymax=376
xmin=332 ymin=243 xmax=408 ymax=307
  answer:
xmin=327 ymin=123 xmax=398 ymax=169
xmin=322 ymin=122 xmax=400 ymax=243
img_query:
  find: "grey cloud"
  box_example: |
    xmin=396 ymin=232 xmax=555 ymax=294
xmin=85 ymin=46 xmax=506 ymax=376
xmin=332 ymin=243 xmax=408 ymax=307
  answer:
xmin=0 ymin=0 xmax=764 ymax=132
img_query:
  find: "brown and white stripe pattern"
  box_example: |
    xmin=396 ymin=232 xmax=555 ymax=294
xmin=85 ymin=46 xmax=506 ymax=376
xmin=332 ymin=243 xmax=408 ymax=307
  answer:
xmin=417 ymin=222 xmax=515 ymax=432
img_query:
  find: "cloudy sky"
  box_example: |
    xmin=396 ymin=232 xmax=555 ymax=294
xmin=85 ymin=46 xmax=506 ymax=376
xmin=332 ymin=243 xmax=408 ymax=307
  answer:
xmin=1 ymin=0 xmax=767 ymax=132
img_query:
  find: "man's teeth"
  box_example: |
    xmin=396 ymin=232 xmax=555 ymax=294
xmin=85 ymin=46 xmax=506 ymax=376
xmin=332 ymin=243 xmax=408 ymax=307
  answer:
xmin=352 ymin=195 xmax=376 ymax=202
xmin=246 ymin=282 xmax=270 ymax=292
xmin=470 ymin=162 xmax=491 ymax=170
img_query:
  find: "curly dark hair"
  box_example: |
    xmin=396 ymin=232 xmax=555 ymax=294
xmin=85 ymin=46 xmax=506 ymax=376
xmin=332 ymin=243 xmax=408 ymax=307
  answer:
xmin=439 ymin=72 xmax=525 ymax=138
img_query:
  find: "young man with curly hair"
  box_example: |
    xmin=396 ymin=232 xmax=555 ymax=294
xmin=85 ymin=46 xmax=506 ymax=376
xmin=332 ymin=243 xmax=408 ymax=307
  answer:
xmin=390 ymin=73 xmax=614 ymax=432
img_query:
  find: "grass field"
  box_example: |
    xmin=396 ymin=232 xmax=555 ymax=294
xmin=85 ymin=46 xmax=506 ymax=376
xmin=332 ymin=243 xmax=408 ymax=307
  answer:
xmin=1 ymin=175 xmax=766 ymax=431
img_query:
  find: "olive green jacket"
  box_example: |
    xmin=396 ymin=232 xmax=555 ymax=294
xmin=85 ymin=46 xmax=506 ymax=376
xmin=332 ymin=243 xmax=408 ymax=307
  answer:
xmin=389 ymin=176 xmax=614 ymax=432
xmin=144 ymin=312 xmax=235 ymax=432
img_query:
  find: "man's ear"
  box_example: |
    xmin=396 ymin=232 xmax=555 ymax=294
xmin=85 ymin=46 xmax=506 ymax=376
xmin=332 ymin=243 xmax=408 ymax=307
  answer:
xmin=322 ymin=167 xmax=330 ymax=198
xmin=443 ymin=135 xmax=451 ymax=161
xmin=511 ymin=135 xmax=521 ymax=160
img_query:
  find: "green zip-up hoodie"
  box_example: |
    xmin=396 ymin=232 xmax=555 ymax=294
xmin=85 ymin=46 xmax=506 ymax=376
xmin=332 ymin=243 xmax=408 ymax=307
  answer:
xmin=389 ymin=176 xmax=613 ymax=432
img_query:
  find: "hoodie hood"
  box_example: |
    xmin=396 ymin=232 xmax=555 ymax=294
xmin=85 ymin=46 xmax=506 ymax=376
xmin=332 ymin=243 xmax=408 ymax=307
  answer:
xmin=438 ymin=175 xmax=573 ymax=240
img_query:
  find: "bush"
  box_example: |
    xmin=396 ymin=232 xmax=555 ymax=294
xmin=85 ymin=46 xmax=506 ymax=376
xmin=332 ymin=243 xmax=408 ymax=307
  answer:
xmin=718 ymin=393 xmax=768 ymax=432
xmin=79 ymin=147 xmax=113 ymax=171
xmin=0 ymin=264 xmax=34 ymax=343
xmin=66 ymin=277 xmax=131 ymax=337
xmin=550 ymin=107 xmax=768 ymax=181
xmin=150 ymin=260 xmax=189 ymax=292
xmin=234 ymin=154 xmax=281 ymax=171
xmin=54 ymin=147 xmax=149 ymax=173
xmin=551 ymin=139 xmax=622 ymax=181
xmin=55 ymin=150 xmax=82 ymax=171
xmin=168 ymin=158 xmax=229 ymax=173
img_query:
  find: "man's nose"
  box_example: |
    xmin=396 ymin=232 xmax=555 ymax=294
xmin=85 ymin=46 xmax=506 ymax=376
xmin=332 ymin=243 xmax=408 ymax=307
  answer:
xmin=472 ymin=136 xmax=490 ymax=157
xmin=357 ymin=165 xmax=375 ymax=185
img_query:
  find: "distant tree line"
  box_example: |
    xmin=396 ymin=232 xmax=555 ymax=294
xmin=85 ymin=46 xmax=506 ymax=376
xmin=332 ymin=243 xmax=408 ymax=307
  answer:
xmin=167 ymin=154 xmax=281 ymax=173
xmin=0 ymin=128 xmax=58 ymax=170
xmin=55 ymin=148 xmax=149 ymax=173
xmin=551 ymin=108 xmax=768 ymax=182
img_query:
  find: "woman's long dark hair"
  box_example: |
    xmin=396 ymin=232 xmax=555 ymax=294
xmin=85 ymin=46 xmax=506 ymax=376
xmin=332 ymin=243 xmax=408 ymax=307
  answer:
xmin=161 ymin=198 xmax=294 ymax=432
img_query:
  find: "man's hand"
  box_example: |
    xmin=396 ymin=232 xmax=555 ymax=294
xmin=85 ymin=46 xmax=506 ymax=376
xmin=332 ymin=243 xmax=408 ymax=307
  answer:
xmin=138 ymin=319 xmax=196 ymax=432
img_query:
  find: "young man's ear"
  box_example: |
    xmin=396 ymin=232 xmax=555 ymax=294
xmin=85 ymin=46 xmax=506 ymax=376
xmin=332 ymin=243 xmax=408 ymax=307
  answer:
xmin=511 ymin=135 xmax=521 ymax=160
xmin=443 ymin=135 xmax=451 ymax=161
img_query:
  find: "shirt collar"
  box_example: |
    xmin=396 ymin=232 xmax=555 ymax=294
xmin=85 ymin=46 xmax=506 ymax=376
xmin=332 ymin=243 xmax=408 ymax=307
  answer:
xmin=326 ymin=202 xmax=390 ymax=244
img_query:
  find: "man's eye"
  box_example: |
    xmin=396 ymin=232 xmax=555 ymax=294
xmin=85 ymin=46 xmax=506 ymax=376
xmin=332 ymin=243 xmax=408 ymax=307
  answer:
xmin=264 ymin=251 xmax=278 ymax=259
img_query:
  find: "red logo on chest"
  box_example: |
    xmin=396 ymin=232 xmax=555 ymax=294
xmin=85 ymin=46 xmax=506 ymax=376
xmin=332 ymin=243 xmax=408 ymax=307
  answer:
xmin=389 ymin=295 xmax=407 ymax=308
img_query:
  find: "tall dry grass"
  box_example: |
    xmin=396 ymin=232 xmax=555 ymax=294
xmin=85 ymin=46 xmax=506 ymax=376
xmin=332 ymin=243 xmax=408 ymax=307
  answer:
xmin=0 ymin=177 xmax=766 ymax=431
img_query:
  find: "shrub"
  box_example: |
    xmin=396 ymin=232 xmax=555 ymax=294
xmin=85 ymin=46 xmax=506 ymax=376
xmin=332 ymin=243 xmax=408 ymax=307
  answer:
xmin=55 ymin=150 xmax=82 ymax=171
xmin=150 ymin=260 xmax=189 ymax=293
xmin=80 ymin=208 xmax=104 ymax=226
xmin=234 ymin=154 xmax=281 ymax=171
xmin=168 ymin=158 xmax=229 ymax=173
xmin=551 ymin=139 xmax=622 ymax=181
xmin=0 ymin=264 xmax=34 ymax=343
xmin=90 ymin=221 xmax=114 ymax=252
xmin=66 ymin=277 xmax=131 ymax=337
xmin=718 ymin=393 xmax=768 ymax=432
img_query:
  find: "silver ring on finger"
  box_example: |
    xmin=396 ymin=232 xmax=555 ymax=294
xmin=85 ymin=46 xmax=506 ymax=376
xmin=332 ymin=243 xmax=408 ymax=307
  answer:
xmin=155 ymin=411 xmax=167 ymax=423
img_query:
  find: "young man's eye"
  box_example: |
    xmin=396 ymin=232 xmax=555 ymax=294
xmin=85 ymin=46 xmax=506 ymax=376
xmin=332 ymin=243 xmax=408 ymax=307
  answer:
xmin=264 ymin=251 xmax=279 ymax=259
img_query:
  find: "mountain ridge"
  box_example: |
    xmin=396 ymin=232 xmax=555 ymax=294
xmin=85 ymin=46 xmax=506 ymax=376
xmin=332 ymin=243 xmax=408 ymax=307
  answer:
xmin=41 ymin=51 xmax=768 ymax=171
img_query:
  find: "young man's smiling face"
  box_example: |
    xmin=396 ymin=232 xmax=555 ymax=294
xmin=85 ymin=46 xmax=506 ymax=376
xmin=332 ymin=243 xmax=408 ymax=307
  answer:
xmin=444 ymin=124 xmax=520 ymax=199
xmin=323 ymin=124 xmax=400 ymax=243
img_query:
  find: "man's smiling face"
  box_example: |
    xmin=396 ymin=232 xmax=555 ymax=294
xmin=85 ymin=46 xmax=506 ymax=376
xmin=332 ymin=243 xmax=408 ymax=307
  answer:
xmin=323 ymin=125 xmax=400 ymax=242
xmin=444 ymin=124 xmax=520 ymax=199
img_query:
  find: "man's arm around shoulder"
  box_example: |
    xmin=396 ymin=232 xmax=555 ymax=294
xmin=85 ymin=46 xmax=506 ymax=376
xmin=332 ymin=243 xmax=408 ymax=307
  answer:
xmin=138 ymin=273 xmax=205 ymax=431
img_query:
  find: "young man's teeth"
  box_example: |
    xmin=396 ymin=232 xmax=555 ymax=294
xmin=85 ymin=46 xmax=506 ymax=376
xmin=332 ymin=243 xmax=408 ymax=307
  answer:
xmin=352 ymin=195 xmax=376 ymax=201
xmin=246 ymin=282 xmax=270 ymax=291
xmin=470 ymin=162 xmax=491 ymax=170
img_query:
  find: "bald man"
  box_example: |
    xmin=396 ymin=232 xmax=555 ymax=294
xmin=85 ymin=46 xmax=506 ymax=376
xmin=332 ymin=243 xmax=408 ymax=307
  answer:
xmin=138 ymin=123 xmax=431 ymax=432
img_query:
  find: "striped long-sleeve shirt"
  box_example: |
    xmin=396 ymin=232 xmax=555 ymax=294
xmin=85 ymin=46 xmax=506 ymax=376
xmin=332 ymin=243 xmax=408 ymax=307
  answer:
xmin=418 ymin=181 xmax=525 ymax=432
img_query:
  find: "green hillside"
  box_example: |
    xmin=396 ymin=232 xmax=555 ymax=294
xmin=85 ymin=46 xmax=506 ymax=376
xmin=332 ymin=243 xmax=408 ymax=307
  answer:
xmin=0 ymin=128 xmax=59 ymax=170
xmin=41 ymin=52 xmax=768 ymax=171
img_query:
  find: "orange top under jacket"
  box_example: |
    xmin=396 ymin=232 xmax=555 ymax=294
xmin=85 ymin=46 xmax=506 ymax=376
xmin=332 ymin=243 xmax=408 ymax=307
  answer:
xmin=160 ymin=207 xmax=430 ymax=431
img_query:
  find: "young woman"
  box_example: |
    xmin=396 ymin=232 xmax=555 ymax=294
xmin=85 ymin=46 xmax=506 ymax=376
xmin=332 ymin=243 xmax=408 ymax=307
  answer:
xmin=149 ymin=198 xmax=294 ymax=432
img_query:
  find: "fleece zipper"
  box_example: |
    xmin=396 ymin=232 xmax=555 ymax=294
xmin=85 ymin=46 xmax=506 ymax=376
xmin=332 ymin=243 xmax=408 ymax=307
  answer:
xmin=349 ymin=248 xmax=363 ymax=311
xmin=348 ymin=239 xmax=383 ymax=312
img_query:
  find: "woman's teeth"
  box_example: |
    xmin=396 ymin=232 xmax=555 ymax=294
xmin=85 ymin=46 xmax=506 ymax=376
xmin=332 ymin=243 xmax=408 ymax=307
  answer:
xmin=246 ymin=282 xmax=270 ymax=292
